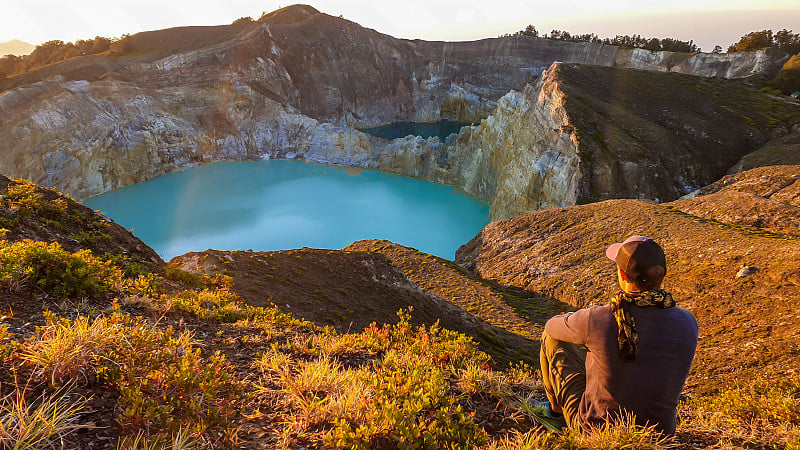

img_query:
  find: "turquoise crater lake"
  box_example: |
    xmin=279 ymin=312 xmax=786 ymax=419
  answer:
xmin=83 ymin=160 xmax=490 ymax=260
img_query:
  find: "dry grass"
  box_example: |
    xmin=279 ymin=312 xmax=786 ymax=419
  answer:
xmin=12 ymin=308 xmax=247 ymax=446
xmin=0 ymin=384 xmax=89 ymax=449
xmin=20 ymin=312 xmax=129 ymax=384
xmin=678 ymin=374 xmax=800 ymax=448
xmin=115 ymin=428 xmax=199 ymax=450
xmin=487 ymin=414 xmax=677 ymax=449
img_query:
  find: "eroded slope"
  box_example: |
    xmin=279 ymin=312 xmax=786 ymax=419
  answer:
xmin=556 ymin=64 xmax=800 ymax=204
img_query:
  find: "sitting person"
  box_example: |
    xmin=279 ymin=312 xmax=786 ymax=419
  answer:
xmin=532 ymin=236 xmax=698 ymax=435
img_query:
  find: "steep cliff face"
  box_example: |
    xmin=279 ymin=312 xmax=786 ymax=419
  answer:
xmin=555 ymin=63 xmax=800 ymax=204
xmin=0 ymin=5 xmax=797 ymax=218
xmin=374 ymin=63 xmax=800 ymax=218
xmin=375 ymin=67 xmax=582 ymax=219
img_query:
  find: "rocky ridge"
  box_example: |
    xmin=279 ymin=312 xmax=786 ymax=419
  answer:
xmin=1 ymin=5 xmax=798 ymax=219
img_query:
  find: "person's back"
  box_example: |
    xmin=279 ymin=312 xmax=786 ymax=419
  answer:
xmin=577 ymin=304 xmax=698 ymax=434
xmin=533 ymin=235 xmax=699 ymax=435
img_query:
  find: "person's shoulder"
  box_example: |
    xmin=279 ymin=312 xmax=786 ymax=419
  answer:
xmin=674 ymin=306 xmax=698 ymax=323
xmin=587 ymin=303 xmax=613 ymax=315
xmin=667 ymin=305 xmax=699 ymax=335
xmin=586 ymin=303 xmax=615 ymax=324
xmin=568 ymin=304 xmax=613 ymax=317
xmin=546 ymin=304 xmax=608 ymax=324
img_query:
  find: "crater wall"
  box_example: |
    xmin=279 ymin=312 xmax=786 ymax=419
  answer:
xmin=0 ymin=6 xmax=795 ymax=220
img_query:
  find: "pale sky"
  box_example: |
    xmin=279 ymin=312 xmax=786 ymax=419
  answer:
xmin=2 ymin=0 xmax=799 ymax=53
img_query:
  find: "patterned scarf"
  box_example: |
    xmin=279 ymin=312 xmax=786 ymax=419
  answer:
xmin=609 ymin=289 xmax=675 ymax=361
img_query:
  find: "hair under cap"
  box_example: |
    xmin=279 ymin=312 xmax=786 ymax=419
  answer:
xmin=606 ymin=236 xmax=667 ymax=292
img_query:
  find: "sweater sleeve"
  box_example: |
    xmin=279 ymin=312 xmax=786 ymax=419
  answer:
xmin=544 ymin=307 xmax=592 ymax=345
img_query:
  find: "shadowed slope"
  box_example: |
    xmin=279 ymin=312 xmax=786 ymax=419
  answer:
xmin=345 ymin=239 xmax=569 ymax=340
xmin=170 ymin=247 xmax=540 ymax=365
xmin=555 ymin=63 xmax=800 ymax=204
xmin=729 ymin=126 xmax=800 ymax=172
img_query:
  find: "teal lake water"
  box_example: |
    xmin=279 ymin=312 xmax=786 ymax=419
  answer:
xmin=83 ymin=160 xmax=489 ymax=260
xmin=360 ymin=120 xmax=470 ymax=140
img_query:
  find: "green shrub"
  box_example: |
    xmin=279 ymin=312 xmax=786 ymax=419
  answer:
xmin=269 ymin=310 xmax=491 ymax=448
xmin=163 ymin=266 xmax=206 ymax=289
xmin=165 ymin=288 xmax=262 ymax=323
xmin=4 ymin=182 xmax=47 ymax=213
xmin=327 ymin=358 xmax=487 ymax=449
xmin=774 ymin=54 xmax=800 ymax=94
xmin=113 ymin=346 xmax=242 ymax=438
xmin=0 ymin=240 xmax=156 ymax=298
xmin=0 ymin=240 xmax=122 ymax=297
xmin=334 ymin=309 xmax=489 ymax=370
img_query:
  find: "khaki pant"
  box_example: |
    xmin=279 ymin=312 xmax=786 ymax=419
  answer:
xmin=539 ymin=330 xmax=587 ymax=430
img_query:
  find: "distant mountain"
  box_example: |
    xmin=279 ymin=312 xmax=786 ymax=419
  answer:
xmin=0 ymin=39 xmax=35 ymax=56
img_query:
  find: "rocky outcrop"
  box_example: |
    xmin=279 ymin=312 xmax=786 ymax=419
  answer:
xmin=375 ymin=69 xmax=583 ymax=219
xmin=372 ymin=63 xmax=800 ymax=219
xmin=613 ymin=46 xmax=788 ymax=78
xmin=0 ymin=5 xmax=798 ymax=219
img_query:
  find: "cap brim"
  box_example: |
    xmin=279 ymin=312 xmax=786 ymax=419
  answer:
xmin=606 ymin=243 xmax=623 ymax=261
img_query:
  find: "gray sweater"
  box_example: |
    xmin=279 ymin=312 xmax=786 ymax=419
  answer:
xmin=544 ymin=303 xmax=698 ymax=434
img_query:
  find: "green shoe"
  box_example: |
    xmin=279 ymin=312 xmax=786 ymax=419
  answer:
xmin=527 ymin=400 xmax=566 ymax=433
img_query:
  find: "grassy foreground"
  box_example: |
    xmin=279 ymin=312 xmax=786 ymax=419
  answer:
xmin=0 ymin=239 xmax=797 ymax=448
